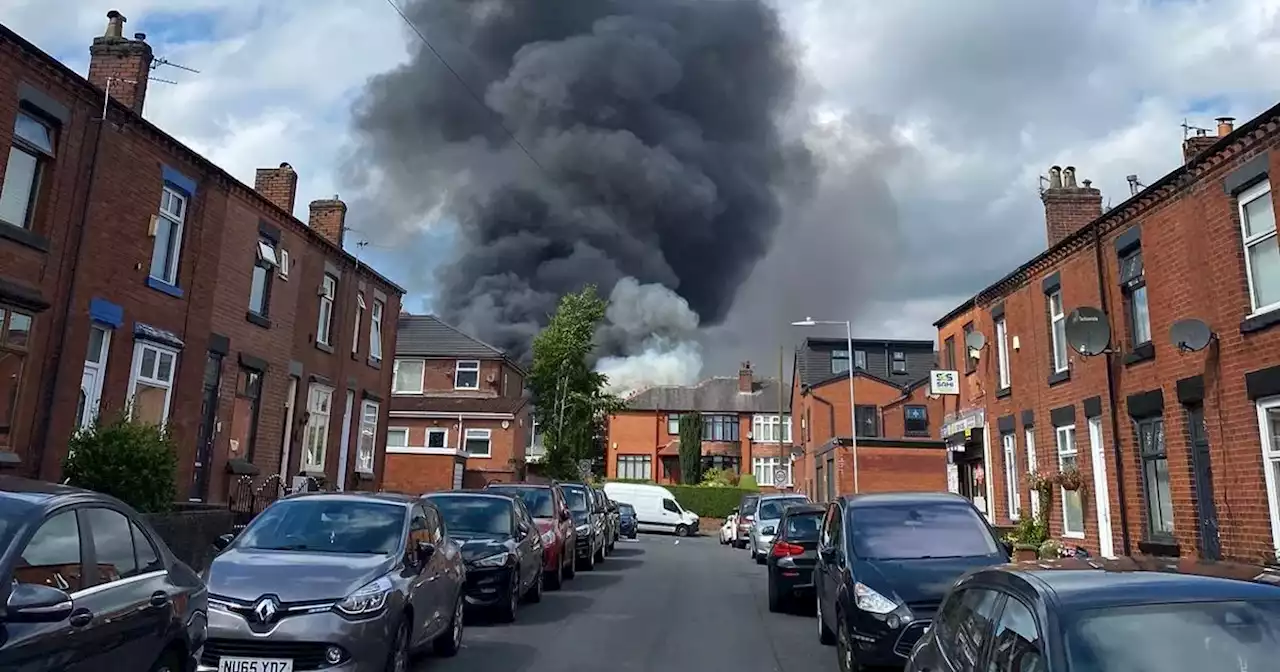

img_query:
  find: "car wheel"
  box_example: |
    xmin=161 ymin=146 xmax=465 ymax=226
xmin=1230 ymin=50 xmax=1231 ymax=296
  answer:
xmin=595 ymin=540 xmax=605 ymax=563
xmin=582 ymin=546 xmax=595 ymax=571
xmin=527 ymin=568 xmax=544 ymax=603
xmin=385 ymin=620 xmax=411 ymax=672
xmin=817 ymin=593 xmax=836 ymax=646
xmin=836 ymin=611 xmax=861 ymax=671
xmin=565 ymin=547 xmax=578 ymax=579
xmin=433 ymin=593 xmax=463 ymax=657
xmin=767 ymin=574 xmax=783 ymax=613
xmin=674 ymin=524 xmax=689 ymax=538
xmin=547 ymin=552 xmax=564 ymax=590
xmin=755 ymin=550 xmax=766 ymax=565
xmin=147 ymin=647 xmax=184 ymax=672
xmin=496 ymin=571 xmax=519 ymax=623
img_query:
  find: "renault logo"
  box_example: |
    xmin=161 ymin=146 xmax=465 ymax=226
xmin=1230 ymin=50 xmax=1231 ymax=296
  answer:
xmin=252 ymin=596 xmax=280 ymax=623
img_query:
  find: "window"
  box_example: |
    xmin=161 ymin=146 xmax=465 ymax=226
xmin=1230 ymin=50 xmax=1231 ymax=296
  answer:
xmin=831 ymin=349 xmax=850 ymax=374
xmin=248 ymin=236 xmax=277 ymax=318
xmin=132 ymin=523 xmax=161 ymax=574
xmin=890 ymin=351 xmax=905 ymax=374
xmin=1003 ymin=433 xmax=1020 ymax=521
xmin=302 ymin=383 xmax=333 ymax=471
xmin=700 ymin=455 xmax=739 ymax=473
xmin=316 ymin=274 xmax=337 ymax=346
xmin=357 ymin=400 xmax=378 ymax=474
xmin=352 ymin=293 xmax=365 ymax=355
xmin=392 ymin=359 xmax=424 ymax=394
xmin=426 ymin=428 xmax=448 ymax=449
xmin=702 ymin=414 xmax=739 ymax=441
xmin=995 ymin=317 xmax=1011 ymax=389
xmin=850 ymin=503 xmax=1001 ymax=559
xmin=127 ymin=342 xmax=178 ymax=426
xmin=1137 ymin=416 xmax=1173 ymax=538
xmin=904 ymin=405 xmax=928 ymax=436
xmin=86 ymin=508 xmax=148 ymax=582
xmin=667 ymin=414 xmax=680 ymax=435
xmin=856 ymin=350 xmax=869 ymax=370
xmin=231 ymin=368 xmax=262 ymax=461
xmin=1258 ymin=398 xmax=1280 ymax=555
xmin=370 ymin=299 xmax=384 ymax=361
xmin=464 ymin=428 xmax=491 ymax=457
xmin=14 ymin=510 xmax=82 ymax=592
xmin=855 ymin=405 xmax=879 ymax=437
xmin=753 ymin=456 xmax=792 ymax=486
xmin=0 ymin=308 xmax=32 ymax=444
xmin=987 ymin=597 xmax=1046 ymax=672
xmin=751 ymin=414 xmax=792 ymax=442
xmin=1240 ymin=180 xmax=1280 ymax=312
xmin=1119 ymin=248 xmax=1150 ymax=346
xmin=1048 ymin=290 xmax=1068 ymax=373
xmin=617 ymin=455 xmax=652 ymax=480
xmin=0 ymin=111 xmax=54 ymax=228
xmin=963 ymin=322 xmax=977 ymax=373
xmin=944 ymin=336 xmax=956 ymax=371
xmin=454 ymin=360 xmax=480 ymax=390
xmin=149 ymin=185 xmax=187 ymax=286
xmin=1056 ymin=425 xmax=1084 ymax=537
xmin=662 ymin=498 xmax=680 ymax=514
xmin=77 ymin=324 xmax=111 ymax=430
xmin=936 ymin=589 xmax=1002 ymax=671
xmin=1025 ymin=428 xmax=1040 ymax=519
xmin=386 ymin=428 xmax=409 ymax=451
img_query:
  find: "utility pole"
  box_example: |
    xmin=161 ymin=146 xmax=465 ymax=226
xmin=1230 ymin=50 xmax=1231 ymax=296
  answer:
xmin=779 ymin=345 xmax=786 ymax=492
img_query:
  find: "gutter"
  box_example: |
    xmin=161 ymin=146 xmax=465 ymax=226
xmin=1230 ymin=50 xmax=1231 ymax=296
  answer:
xmin=1093 ymin=219 xmax=1133 ymax=556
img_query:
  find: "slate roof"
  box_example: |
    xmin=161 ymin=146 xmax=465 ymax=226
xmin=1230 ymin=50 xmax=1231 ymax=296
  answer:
xmin=795 ymin=337 xmax=935 ymax=389
xmin=625 ymin=377 xmax=791 ymax=413
xmin=395 ymin=314 xmax=506 ymax=359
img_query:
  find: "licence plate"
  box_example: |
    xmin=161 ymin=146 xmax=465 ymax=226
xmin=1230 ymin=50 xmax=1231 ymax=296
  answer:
xmin=218 ymin=658 xmax=294 ymax=672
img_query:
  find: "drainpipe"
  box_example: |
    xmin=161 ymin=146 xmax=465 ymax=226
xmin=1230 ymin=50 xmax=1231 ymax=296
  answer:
xmin=1094 ymin=219 xmax=1133 ymax=556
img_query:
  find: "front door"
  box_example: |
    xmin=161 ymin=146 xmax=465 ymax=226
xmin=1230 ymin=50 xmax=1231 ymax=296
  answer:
xmin=1188 ymin=407 xmax=1222 ymax=560
xmin=1088 ymin=417 xmax=1115 ymax=557
xmin=191 ymin=351 xmax=223 ymax=502
xmin=336 ymin=390 xmax=355 ymax=491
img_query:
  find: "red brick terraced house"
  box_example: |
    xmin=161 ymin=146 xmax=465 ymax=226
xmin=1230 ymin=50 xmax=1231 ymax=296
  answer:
xmin=381 ymin=314 xmax=532 ymax=494
xmin=789 ymin=338 xmax=948 ymax=501
xmin=934 ymin=108 xmax=1280 ymax=563
xmin=0 ymin=12 xmax=404 ymax=500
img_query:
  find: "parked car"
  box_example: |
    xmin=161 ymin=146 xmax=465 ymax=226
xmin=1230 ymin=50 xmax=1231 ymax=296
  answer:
xmin=602 ymin=491 xmax=621 ymax=553
xmin=733 ymin=493 xmax=761 ymax=549
xmin=0 ymin=477 xmax=207 ymax=672
xmin=484 ymin=482 xmax=577 ymax=589
xmin=765 ymin=503 xmax=825 ymax=612
xmin=617 ymin=502 xmax=638 ymax=539
xmin=602 ymin=482 xmax=700 ymax=537
xmin=720 ymin=508 xmax=739 ymax=545
xmin=203 ymin=492 xmax=465 ymax=671
xmin=749 ymin=493 xmax=811 ymax=563
xmin=814 ymin=492 xmax=1010 ymax=670
xmin=424 ymin=491 xmax=545 ymax=623
xmin=559 ymin=483 xmax=605 ymax=570
xmin=907 ymin=556 xmax=1280 ymax=672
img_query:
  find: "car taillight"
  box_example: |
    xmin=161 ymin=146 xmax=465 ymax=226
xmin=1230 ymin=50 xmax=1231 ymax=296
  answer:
xmin=772 ymin=542 xmax=805 ymax=557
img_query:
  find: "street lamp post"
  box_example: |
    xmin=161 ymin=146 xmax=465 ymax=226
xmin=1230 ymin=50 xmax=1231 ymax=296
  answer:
xmin=792 ymin=318 xmax=859 ymax=494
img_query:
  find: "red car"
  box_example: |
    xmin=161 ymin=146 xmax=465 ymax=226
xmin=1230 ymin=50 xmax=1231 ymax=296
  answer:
xmin=485 ymin=482 xmax=577 ymax=588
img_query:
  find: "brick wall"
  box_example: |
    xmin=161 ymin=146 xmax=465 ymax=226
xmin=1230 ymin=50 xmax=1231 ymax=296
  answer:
xmin=382 ymin=453 xmax=460 ymax=494
xmin=836 ymin=446 xmax=948 ymax=495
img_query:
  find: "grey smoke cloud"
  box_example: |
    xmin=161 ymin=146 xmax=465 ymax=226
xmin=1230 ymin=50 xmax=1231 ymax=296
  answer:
xmin=346 ymin=0 xmax=813 ymax=363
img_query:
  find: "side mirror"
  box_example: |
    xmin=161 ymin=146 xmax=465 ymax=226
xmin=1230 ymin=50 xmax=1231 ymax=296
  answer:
xmin=213 ymin=533 xmax=235 ymax=551
xmin=4 ymin=583 xmax=74 ymax=623
xmin=517 ymin=522 xmax=531 ymax=539
xmin=560 ymin=510 xmax=572 ymax=522
xmin=762 ymin=526 xmax=776 ymax=536
xmin=818 ymin=546 xmax=839 ymax=564
xmin=415 ymin=540 xmax=435 ymax=564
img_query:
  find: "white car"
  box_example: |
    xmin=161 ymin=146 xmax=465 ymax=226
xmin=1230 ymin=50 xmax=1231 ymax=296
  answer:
xmin=719 ymin=510 xmax=738 ymax=544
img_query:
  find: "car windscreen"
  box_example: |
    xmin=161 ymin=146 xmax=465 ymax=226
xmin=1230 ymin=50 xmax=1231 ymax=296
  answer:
xmin=782 ymin=511 xmax=823 ymax=541
xmin=487 ymin=486 xmax=554 ymax=518
xmin=1065 ymin=599 xmax=1280 ymax=672
xmin=563 ymin=487 xmax=589 ymax=512
xmin=428 ymin=495 xmax=513 ymax=536
xmin=758 ymin=497 xmax=808 ymax=521
xmin=848 ymin=503 xmax=999 ymax=560
xmin=237 ymin=499 xmax=404 ymax=554
xmin=618 ymin=504 xmax=635 ymax=516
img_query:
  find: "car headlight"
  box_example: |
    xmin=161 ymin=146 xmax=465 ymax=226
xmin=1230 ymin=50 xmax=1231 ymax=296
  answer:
xmin=853 ymin=582 xmax=899 ymax=615
xmin=540 ymin=530 xmax=556 ymax=544
xmin=336 ymin=576 xmax=393 ymax=617
xmin=473 ymin=552 xmax=510 ymax=568
xmin=576 ymin=524 xmax=590 ymax=534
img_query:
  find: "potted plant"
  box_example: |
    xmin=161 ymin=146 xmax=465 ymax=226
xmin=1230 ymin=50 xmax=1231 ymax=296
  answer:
xmin=1011 ymin=515 xmax=1048 ymax=561
xmin=1027 ymin=470 xmax=1054 ymax=492
xmin=1038 ymin=538 xmax=1065 ymax=560
xmin=1055 ymin=466 xmax=1085 ymax=492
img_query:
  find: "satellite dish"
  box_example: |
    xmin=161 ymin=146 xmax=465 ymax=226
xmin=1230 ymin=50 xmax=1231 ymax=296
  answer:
xmin=1170 ymin=318 xmax=1214 ymax=352
xmin=1065 ymin=306 xmax=1111 ymax=356
xmin=964 ymin=330 xmax=986 ymax=351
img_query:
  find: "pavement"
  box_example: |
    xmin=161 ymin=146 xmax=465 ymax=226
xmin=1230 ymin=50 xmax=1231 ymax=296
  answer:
xmin=418 ymin=534 xmax=839 ymax=672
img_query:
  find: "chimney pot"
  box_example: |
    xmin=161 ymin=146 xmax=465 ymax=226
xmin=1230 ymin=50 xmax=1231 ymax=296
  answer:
xmin=1063 ymin=166 xmax=1078 ymax=188
xmin=1216 ymin=116 xmax=1236 ymax=137
xmin=134 ymin=32 xmax=146 ymax=41
xmin=1048 ymin=166 xmax=1063 ymax=189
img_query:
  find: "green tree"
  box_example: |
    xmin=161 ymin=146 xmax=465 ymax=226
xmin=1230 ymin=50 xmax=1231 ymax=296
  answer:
xmin=529 ymin=286 xmax=625 ymax=480
xmin=678 ymin=412 xmax=703 ymax=485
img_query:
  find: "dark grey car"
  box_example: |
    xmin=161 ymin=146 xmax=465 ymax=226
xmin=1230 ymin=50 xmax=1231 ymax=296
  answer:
xmin=202 ymin=492 xmax=465 ymax=672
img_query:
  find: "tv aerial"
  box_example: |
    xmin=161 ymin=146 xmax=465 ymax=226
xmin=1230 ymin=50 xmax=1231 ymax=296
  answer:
xmin=1065 ymin=307 xmax=1112 ymax=357
xmin=1170 ymin=318 xmax=1215 ymax=353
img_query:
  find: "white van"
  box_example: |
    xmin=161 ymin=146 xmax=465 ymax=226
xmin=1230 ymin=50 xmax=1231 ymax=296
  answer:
xmin=603 ymin=482 xmax=700 ymax=537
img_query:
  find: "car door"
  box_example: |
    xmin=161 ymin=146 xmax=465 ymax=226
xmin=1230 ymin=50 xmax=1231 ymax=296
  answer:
xmin=0 ymin=508 xmax=88 ymax=671
xmin=815 ymin=502 xmax=841 ymax=630
xmin=985 ymin=595 xmax=1048 ymax=672
xmin=933 ymin=588 xmax=1004 ymax=672
xmin=404 ymin=504 xmax=440 ymax=643
xmin=516 ymin=499 xmax=542 ymax=589
xmin=660 ymin=497 xmax=681 ymax=528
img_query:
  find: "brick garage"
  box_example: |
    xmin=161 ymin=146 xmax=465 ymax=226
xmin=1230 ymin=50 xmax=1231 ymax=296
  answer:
xmin=935 ymin=109 xmax=1280 ymax=562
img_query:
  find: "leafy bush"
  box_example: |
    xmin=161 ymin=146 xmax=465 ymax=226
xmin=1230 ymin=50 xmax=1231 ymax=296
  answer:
xmin=699 ymin=467 xmax=740 ymax=487
xmin=739 ymin=473 xmax=759 ymax=491
xmin=63 ymin=414 xmax=177 ymax=513
xmin=667 ymin=485 xmax=756 ymax=518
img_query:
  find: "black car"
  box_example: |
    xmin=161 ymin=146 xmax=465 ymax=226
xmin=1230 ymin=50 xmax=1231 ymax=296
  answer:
xmin=617 ymin=503 xmax=638 ymax=539
xmin=814 ymin=492 xmax=1010 ymax=670
xmin=907 ymin=557 xmax=1280 ymax=672
xmin=424 ymin=491 xmax=545 ymax=623
xmin=598 ymin=488 xmax=619 ymax=554
xmin=0 ymin=477 xmax=207 ymax=671
xmin=766 ymin=503 xmax=825 ymax=613
xmin=561 ymin=483 xmax=605 ymax=570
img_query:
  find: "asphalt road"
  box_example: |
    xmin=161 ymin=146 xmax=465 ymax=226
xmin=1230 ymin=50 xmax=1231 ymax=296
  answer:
xmin=419 ymin=533 xmax=839 ymax=672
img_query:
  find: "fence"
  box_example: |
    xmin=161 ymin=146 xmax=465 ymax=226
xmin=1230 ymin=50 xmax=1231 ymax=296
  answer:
xmin=226 ymin=474 xmax=331 ymax=531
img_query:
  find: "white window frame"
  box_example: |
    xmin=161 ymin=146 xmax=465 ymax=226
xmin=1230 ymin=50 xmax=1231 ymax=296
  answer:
xmin=392 ymin=359 xmax=425 ymax=395
xmin=426 ymin=428 xmax=449 ymax=449
xmin=616 ymin=455 xmax=652 ymax=480
xmin=1025 ymin=428 xmax=1040 ymax=519
xmin=79 ymin=325 xmax=112 ymax=430
xmin=751 ymin=414 xmax=792 ymax=443
xmin=1255 ymin=396 xmax=1280 ymax=559
xmin=464 ymin=428 xmax=492 ymax=457
xmin=454 ymin=360 xmax=480 ymax=390
xmin=1056 ymin=424 xmax=1084 ymax=538
xmin=1048 ymin=289 xmax=1068 ymax=373
xmin=356 ymin=400 xmax=378 ymax=474
xmin=126 ymin=341 xmax=179 ymax=427
xmin=995 ymin=317 xmax=1011 ymax=389
xmin=370 ymin=299 xmax=384 ymax=361
xmin=352 ymin=293 xmax=365 ymax=355
xmin=302 ymin=383 xmax=334 ymax=472
xmin=317 ymin=274 xmax=337 ymax=346
xmin=386 ymin=427 xmax=409 ymax=450
xmin=1002 ymin=433 xmax=1019 ymax=521
xmin=1240 ymin=181 xmax=1280 ymax=314
xmin=149 ymin=185 xmax=187 ymax=285
xmin=752 ymin=456 xmax=792 ymax=487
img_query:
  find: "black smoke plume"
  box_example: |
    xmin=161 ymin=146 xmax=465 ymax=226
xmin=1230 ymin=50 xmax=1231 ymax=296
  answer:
xmin=347 ymin=0 xmax=812 ymax=363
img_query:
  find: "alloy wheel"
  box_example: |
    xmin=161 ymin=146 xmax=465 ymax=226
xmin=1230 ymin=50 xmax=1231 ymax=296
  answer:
xmin=391 ymin=623 xmax=409 ymax=672
xmin=452 ymin=597 xmax=464 ymax=648
xmin=837 ymin=616 xmax=854 ymax=672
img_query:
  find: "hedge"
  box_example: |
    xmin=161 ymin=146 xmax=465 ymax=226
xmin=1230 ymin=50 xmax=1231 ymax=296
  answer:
xmin=667 ymin=485 xmax=756 ymax=518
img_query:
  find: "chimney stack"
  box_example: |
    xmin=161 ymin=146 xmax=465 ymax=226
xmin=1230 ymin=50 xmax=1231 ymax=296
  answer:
xmin=309 ymin=196 xmax=348 ymax=248
xmin=1041 ymin=164 xmax=1102 ymax=247
xmin=87 ymin=10 xmax=154 ymax=115
xmin=738 ymin=361 xmax=754 ymax=393
xmin=255 ymin=163 xmax=299 ymax=214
